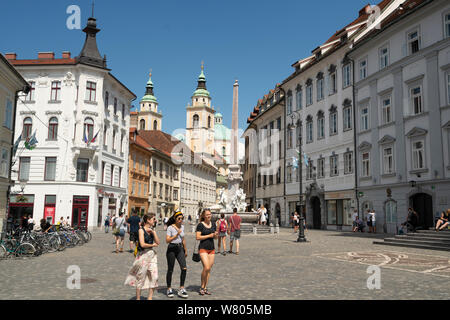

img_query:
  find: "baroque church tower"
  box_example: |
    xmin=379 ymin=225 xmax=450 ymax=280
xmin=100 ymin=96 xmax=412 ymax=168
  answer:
xmin=133 ymin=72 xmax=162 ymax=131
xmin=185 ymin=63 xmax=215 ymax=164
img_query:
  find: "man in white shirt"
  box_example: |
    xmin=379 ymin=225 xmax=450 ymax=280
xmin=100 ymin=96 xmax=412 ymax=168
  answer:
xmin=368 ymin=210 xmax=376 ymax=233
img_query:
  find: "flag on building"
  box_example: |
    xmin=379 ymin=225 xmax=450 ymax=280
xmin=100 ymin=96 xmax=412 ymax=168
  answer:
xmin=24 ymin=131 xmax=38 ymax=150
xmin=303 ymin=152 xmax=309 ymax=167
xmin=83 ymin=125 xmax=89 ymax=144
xmin=12 ymin=133 xmax=22 ymax=157
xmin=90 ymin=129 xmax=100 ymax=144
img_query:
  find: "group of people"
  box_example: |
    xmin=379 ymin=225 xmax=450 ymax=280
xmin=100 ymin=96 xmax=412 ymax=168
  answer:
xmin=291 ymin=211 xmax=307 ymax=233
xmin=351 ymin=209 xmax=377 ymax=233
xmin=122 ymin=208 xmax=242 ymax=300
xmin=256 ymin=205 xmax=268 ymax=225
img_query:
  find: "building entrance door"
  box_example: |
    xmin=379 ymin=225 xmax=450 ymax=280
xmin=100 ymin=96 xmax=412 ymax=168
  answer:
xmin=312 ymin=197 xmax=321 ymax=229
xmin=72 ymin=196 xmax=89 ymax=228
xmin=410 ymin=193 xmax=433 ymax=229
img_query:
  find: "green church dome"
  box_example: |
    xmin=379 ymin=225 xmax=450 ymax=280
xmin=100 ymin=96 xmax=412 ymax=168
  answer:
xmin=141 ymin=72 xmax=158 ymax=103
xmin=214 ymin=123 xmax=231 ymax=141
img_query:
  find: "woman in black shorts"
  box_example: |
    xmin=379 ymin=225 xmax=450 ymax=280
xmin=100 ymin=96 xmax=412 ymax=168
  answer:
xmin=196 ymin=209 xmax=218 ymax=296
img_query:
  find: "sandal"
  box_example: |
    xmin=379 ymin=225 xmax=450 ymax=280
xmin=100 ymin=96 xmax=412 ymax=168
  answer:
xmin=199 ymin=288 xmax=205 ymax=296
xmin=204 ymin=288 xmax=212 ymax=295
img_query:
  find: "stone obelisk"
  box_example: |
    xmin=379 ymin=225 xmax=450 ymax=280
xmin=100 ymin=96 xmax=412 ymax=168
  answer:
xmin=226 ymin=80 xmax=245 ymax=212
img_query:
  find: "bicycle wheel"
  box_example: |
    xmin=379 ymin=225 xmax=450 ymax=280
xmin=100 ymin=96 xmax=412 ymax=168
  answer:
xmin=47 ymin=236 xmax=60 ymax=253
xmin=0 ymin=244 xmax=8 ymax=259
xmin=15 ymin=242 xmax=36 ymax=258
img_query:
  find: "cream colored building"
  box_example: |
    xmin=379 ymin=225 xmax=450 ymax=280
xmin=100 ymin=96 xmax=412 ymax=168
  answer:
xmin=0 ymin=53 xmax=29 ymax=232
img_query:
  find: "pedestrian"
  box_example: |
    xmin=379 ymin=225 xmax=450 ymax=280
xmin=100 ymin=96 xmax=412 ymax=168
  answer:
xmin=163 ymin=216 xmax=169 ymax=231
xmin=293 ymin=212 xmax=299 ymax=233
xmin=104 ymin=214 xmax=110 ymax=233
xmin=352 ymin=209 xmax=359 ymax=232
xmin=370 ymin=210 xmax=377 ymax=233
xmin=256 ymin=205 xmax=262 ymax=225
xmin=21 ymin=215 xmax=29 ymax=230
xmin=188 ymin=215 xmax=192 ymax=224
xmin=27 ymin=215 xmax=35 ymax=231
xmin=260 ymin=205 xmax=267 ymax=226
xmin=127 ymin=211 xmax=142 ymax=253
xmin=228 ymin=208 xmax=242 ymax=255
xmin=165 ymin=211 xmax=188 ymax=299
xmin=65 ymin=216 xmax=70 ymax=227
xmin=196 ymin=209 xmax=218 ymax=296
xmin=124 ymin=213 xmax=160 ymax=300
xmin=113 ymin=212 xmax=127 ymax=253
xmin=216 ymin=213 xmax=228 ymax=255
xmin=366 ymin=209 xmax=372 ymax=232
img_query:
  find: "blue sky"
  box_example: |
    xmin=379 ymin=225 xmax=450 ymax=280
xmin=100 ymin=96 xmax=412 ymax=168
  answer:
xmin=0 ymin=0 xmax=372 ymax=136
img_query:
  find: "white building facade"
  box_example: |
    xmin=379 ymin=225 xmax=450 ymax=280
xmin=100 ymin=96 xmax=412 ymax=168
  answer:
xmin=7 ymin=17 xmax=135 ymax=230
xmin=348 ymin=0 xmax=450 ymax=233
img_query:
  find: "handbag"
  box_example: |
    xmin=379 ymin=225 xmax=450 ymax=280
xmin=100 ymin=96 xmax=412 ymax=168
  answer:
xmin=192 ymin=239 xmax=200 ymax=262
xmin=113 ymin=218 xmax=123 ymax=235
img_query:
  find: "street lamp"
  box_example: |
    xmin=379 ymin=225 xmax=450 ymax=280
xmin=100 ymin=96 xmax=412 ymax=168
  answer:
xmin=289 ymin=111 xmax=307 ymax=243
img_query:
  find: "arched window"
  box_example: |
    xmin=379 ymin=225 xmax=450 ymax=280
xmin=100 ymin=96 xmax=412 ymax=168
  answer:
xmin=208 ymin=116 xmax=211 ymax=128
xmin=104 ymin=91 xmax=109 ymax=109
xmin=114 ymin=98 xmax=118 ymax=115
xmin=153 ymin=120 xmax=158 ymax=130
xmin=23 ymin=117 xmax=32 ymax=139
xmin=48 ymin=117 xmax=58 ymax=140
xmin=193 ymin=114 xmax=199 ymax=128
xmin=84 ymin=117 xmax=94 ymax=141
xmin=222 ymin=146 xmax=226 ymax=156
xmin=140 ymin=119 xmax=146 ymax=130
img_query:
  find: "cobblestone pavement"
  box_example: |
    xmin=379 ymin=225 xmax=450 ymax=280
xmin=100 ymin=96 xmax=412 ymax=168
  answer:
xmin=0 ymin=225 xmax=449 ymax=300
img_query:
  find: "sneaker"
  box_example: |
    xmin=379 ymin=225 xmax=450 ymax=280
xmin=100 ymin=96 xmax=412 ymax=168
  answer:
xmin=167 ymin=288 xmax=174 ymax=298
xmin=178 ymin=288 xmax=188 ymax=299
xmin=222 ymin=252 xmax=226 ymax=256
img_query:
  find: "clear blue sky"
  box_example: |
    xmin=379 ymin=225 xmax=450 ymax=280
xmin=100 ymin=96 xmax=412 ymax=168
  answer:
xmin=0 ymin=0 xmax=372 ymax=136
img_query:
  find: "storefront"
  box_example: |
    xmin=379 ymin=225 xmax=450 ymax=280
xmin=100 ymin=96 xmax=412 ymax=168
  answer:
xmin=325 ymin=191 xmax=355 ymax=230
xmin=43 ymin=195 xmax=56 ymax=224
xmin=72 ymin=196 xmax=89 ymax=228
xmin=8 ymin=194 xmax=34 ymax=229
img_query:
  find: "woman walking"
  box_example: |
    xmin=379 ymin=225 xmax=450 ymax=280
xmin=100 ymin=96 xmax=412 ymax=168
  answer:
xmin=114 ymin=212 xmax=127 ymax=253
xmin=196 ymin=209 xmax=218 ymax=296
xmin=216 ymin=213 xmax=228 ymax=255
xmin=125 ymin=213 xmax=160 ymax=300
xmin=165 ymin=211 xmax=188 ymax=299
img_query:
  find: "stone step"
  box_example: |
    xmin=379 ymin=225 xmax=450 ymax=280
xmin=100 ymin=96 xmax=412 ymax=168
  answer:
xmin=373 ymin=240 xmax=450 ymax=252
xmin=399 ymin=233 xmax=450 ymax=241
xmin=389 ymin=236 xmax=450 ymax=246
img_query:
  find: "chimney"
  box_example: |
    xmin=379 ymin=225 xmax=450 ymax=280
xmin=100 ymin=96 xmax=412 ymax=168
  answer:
xmin=62 ymin=51 xmax=71 ymax=59
xmin=5 ymin=53 xmax=17 ymax=60
xmin=359 ymin=4 xmax=371 ymax=16
xmin=38 ymin=52 xmax=55 ymax=59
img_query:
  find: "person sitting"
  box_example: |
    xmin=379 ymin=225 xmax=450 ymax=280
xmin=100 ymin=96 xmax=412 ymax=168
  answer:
xmin=40 ymin=219 xmax=54 ymax=233
xmin=435 ymin=211 xmax=449 ymax=232
xmin=402 ymin=208 xmax=417 ymax=233
xmin=356 ymin=217 xmax=365 ymax=232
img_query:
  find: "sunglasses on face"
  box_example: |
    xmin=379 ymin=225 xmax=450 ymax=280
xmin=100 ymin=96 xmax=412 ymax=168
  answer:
xmin=177 ymin=217 xmax=184 ymax=220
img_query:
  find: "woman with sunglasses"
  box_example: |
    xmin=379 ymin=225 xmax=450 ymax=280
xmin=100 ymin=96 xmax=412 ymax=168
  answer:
xmin=196 ymin=209 xmax=218 ymax=296
xmin=165 ymin=211 xmax=188 ymax=298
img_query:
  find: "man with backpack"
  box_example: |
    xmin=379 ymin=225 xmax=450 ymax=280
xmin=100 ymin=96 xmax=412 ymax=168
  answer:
xmin=104 ymin=214 xmax=111 ymax=233
xmin=216 ymin=212 xmax=228 ymax=255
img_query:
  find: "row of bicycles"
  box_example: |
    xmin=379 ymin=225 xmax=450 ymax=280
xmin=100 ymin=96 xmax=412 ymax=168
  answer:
xmin=0 ymin=225 xmax=92 ymax=259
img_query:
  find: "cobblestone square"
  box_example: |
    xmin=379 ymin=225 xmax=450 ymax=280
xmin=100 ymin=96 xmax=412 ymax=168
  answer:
xmin=1 ymin=225 xmax=449 ymax=300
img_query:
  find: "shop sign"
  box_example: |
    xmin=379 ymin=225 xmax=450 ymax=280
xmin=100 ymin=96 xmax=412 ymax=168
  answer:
xmin=325 ymin=191 xmax=354 ymax=200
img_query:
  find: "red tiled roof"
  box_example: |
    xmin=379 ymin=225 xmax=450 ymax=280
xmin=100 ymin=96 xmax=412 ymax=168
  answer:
xmin=8 ymin=58 xmax=76 ymax=66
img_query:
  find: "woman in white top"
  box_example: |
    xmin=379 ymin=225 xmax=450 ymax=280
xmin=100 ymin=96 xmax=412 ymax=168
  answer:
xmin=260 ymin=206 xmax=267 ymax=225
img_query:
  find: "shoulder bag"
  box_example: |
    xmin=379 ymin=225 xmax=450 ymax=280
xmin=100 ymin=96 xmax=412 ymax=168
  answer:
xmin=231 ymin=216 xmax=241 ymax=238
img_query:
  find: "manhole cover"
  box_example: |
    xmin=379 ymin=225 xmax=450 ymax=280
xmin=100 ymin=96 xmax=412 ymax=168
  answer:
xmin=80 ymin=278 xmax=97 ymax=284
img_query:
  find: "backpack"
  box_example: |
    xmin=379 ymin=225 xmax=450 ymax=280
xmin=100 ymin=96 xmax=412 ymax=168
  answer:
xmin=219 ymin=219 xmax=227 ymax=233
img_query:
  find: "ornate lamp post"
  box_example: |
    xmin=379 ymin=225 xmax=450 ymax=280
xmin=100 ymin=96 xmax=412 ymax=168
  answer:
xmin=289 ymin=111 xmax=307 ymax=242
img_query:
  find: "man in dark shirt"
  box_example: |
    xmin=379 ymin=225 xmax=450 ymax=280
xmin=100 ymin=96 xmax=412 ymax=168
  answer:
xmin=127 ymin=211 xmax=142 ymax=253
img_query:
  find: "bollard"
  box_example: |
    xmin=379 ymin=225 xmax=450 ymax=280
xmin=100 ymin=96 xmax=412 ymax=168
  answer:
xmin=270 ymin=223 xmax=274 ymax=234
xmin=276 ymin=223 xmax=280 ymax=234
xmin=253 ymin=224 xmax=257 ymax=235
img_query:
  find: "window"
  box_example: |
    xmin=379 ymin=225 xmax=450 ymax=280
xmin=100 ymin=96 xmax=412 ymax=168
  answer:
xmin=208 ymin=116 xmax=211 ymax=128
xmin=76 ymin=158 xmax=89 ymax=182
xmin=153 ymin=182 xmax=157 ymax=198
xmin=1 ymin=148 xmax=9 ymax=178
xmin=114 ymin=98 xmax=118 ymax=115
xmin=360 ymin=106 xmax=369 ymax=131
xmin=120 ymin=134 xmax=124 ymax=154
xmin=306 ymin=118 xmax=313 ymax=143
xmin=343 ymin=107 xmax=352 ymax=130
xmin=410 ymin=86 xmax=422 ymax=115
xmin=4 ymin=99 xmax=13 ymax=129
xmin=407 ymin=29 xmax=420 ymax=55
xmin=379 ymin=46 xmax=389 ymax=69
xmin=48 ymin=117 xmax=58 ymax=140
xmin=296 ymin=122 xmax=302 ymax=146
xmin=104 ymin=91 xmax=109 ymax=109
xmin=306 ymin=83 xmax=313 ymax=106
xmin=329 ymin=72 xmax=337 ymax=95
xmin=317 ymin=158 xmax=324 ymax=178
xmin=122 ymin=104 xmax=126 ymax=120
xmin=385 ymin=200 xmax=397 ymax=224
xmin=330 ymin=154 xmax=339 ymax=176
xmin=359 ymin=59 xmax=367 ymax=80
xmin=19 ymin=157 xmax=30 ymax=181
xmin=287 ymin=129 xmax=293 ymax=149
xmin=344 ymin=152 xmax=353 ymax=174
xmin=296 ymin=87 xmax=303 ymax=110
xmin=103 ymin=126 xmax=107 ymax=146
xmin=50 ymin=81 xmax=61 ymax=101
xmin=412 ymin=140 xmax=425 ymax=170
xmin=140 ymin=119 xmax=145 ymax=130
xmin=23 ymin=117 xmax=32 ymax=139
xmin=193 ymin=114 xmax=199 ymax=128
xmin=153 ymin=120 xmax=158 ymax=130
xmin=317 ymin=115 xmax=324 ymax=140
xmin=286 ymin=165 xmax=292 ymax=183
xmin=111 ymin=165 xmax=114 ymax=186
xmin=287 ymin=91 xmax=293 ymax=115
xmin=112 ymin=130 xmax=116 ymax=152
xmin=85 ymin=81 xmax=96 ymax=101
xmin=44 ymin=157 xmax=56 ymax=181
xmin=317 ymin=78 xmax=324 ymax=101
xmin=102 ymin=162 xmax=105 ymax=184
xmin=174 ymin=189 xmax=179 ymax=201
xmin=383 ymin=146 xmax=394 ymax=174
xmin=446 ymin=13 xmax=450 ymax=38
xmin=361 ymin=152 xmax=370 ymax=177
xmin=307 ymin=160 xmax=314 ymax=180
xmin=153 ymin=160 xmax=157 ymax=176
xmin=343 ymin=64 xmax=352 ymax=88
xmin=330 ymin=110 xmax=338 ymax=135
xmin=26 ymin=82 xmax=35 ymax=101
xmin=119 ymin=167 xmax=122 ymax=188
xmin=84 ymin=118 xmax=94 ymax=141
xmin=381 ymin=96 xmax=392 ymax=124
